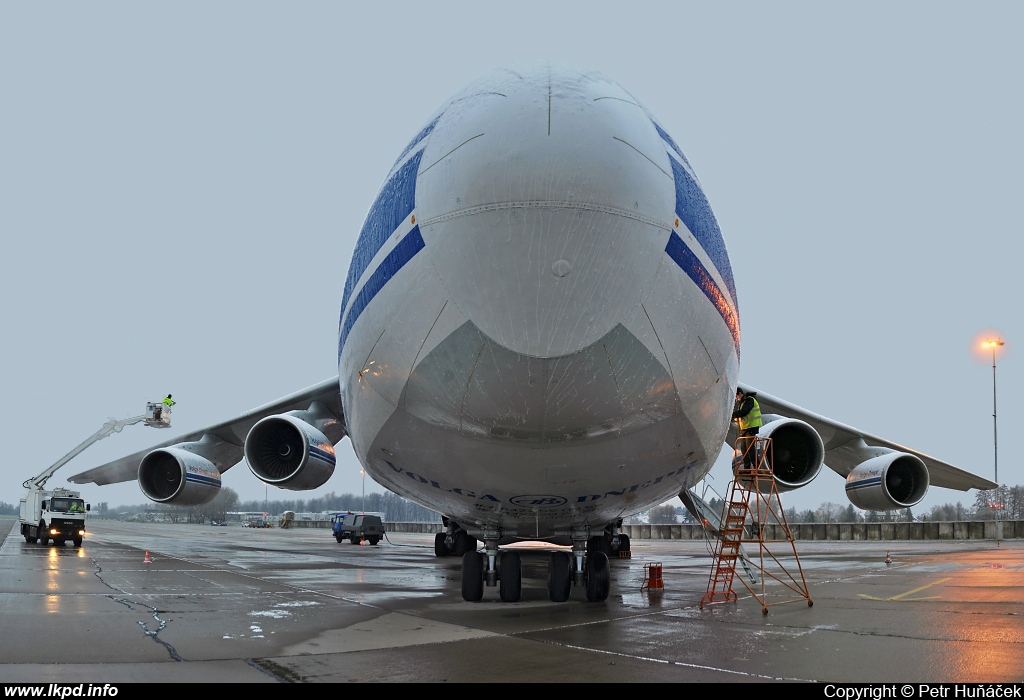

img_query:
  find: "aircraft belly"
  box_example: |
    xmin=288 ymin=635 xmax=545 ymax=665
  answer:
xmin=366 ymin=400 xmax=707 ymax=533
xmin=352 ymin=319 xmax=713 ymax=533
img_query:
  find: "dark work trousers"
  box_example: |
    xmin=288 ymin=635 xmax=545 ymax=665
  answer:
xmin=737 ymin=429 xmax=760 ymax=469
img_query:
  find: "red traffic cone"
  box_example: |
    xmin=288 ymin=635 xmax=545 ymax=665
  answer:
xmin=143 ymin=550 xmax=152 ymax=564
xmin=884 ymin=550 xmax=892 ymax=565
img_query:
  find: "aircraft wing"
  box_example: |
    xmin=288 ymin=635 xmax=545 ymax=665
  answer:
xmin=68 ymin=377 xmax=345 ymax=486
xmin=737 ymin=383 xmax=996 ymax=492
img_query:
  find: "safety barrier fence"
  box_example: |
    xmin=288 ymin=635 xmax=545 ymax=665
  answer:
xmin=289 ymin=519 xmax=1024 ymax=540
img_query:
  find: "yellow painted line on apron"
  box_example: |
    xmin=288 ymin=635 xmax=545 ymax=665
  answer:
xmin=859 ymin=577 xmax=952 ymax=601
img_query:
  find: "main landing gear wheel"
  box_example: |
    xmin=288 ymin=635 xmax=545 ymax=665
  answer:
xmin=586 ymin=551 xmax=610 ymax=602
xmin=587 ymin=535 xmax=611 ymax=558
xmin=462 ymin=551 xmax=484 ymax=602
xmin=434 ymin=532 xmax=447 ymax=557
xmin=453 ymin=530 xmax=476 ymax=556
xmin=547 ymin=552 xmax=572 ymax=602
xmin=499 ymin=551 xmax=522 ymax=603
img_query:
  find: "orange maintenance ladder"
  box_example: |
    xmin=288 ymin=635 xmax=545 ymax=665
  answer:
xmin=700 ymin=436 xmax=812 ymax=615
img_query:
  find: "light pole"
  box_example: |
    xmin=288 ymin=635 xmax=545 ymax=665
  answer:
xmin=360 ymin=469 xmax=365 ymax=512
xmin=982 ymin=338 xmax=1004 ymax=543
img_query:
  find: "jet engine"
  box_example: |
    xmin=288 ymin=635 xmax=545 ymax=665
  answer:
xmin=845 ymin=452 xmax=929 ymax=511
xmin=753 ymin=417 xmax=825 ymax=493
xmin=138 ymin=448 xmax=221 ymax=506
xmin=244 ymin=407 xmax=337 ymax=491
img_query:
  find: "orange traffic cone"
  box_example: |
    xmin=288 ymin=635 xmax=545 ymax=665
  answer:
xmin=143 ymin=550 xmax=152 ymax=564
xmin=884 ymin=550 xmax=892 ymax=565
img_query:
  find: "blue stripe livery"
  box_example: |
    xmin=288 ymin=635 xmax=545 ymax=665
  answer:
xmin=309 ymin=444 xmax=337 ymax=465
xmin=394 ymin=114 xmax=440 ymax=167
xmin=341 ymin=150 xmax=423 ymax=318
xmin=846 ymin=477 xmax=883 ymax=492
xmin=666 ymin=155 xmax=738 ymax=309
xmin=185 ymin=473 xmax=221 ymax=488
xmin=652 ymin=120 xmax=694 ymax=173
xmin=339 ymin=227 xmax=426 ymax=356
xmin=665 ymin=232 xmax=741 ymax=352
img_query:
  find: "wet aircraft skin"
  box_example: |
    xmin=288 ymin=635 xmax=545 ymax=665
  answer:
xmin=2 ymin=520 xmax=1022 ymax=683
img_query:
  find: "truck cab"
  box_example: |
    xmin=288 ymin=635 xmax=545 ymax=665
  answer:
xmin=20 ymin=488 xmax=89 ymax=547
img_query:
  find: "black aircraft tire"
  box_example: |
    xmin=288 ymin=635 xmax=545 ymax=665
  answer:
xmin=586 ymin=552 xmax=611 ymax=602
xmin=499 ymin=551 xmax=522 ymax=603
xmin=548 ymin=552 xmax=572 ymax=602
xmin=617 ymin=533 xmax=631 ymax=553
xmin=452 ymin=530 xmax=470 ymax=556
xmin=434 ymin=532 xmax=448 ymax=557
xmin=461 ymin=551 xmax=484 ymax=602
xmin=586 ymin=535 xmax=612 ymax=558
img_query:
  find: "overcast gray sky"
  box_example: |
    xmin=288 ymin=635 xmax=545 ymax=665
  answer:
xmin=1 ymin=2 xmax=1020 ymax=517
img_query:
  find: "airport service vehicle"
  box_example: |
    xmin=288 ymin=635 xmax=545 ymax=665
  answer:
xmin=70 ymin=63 xmax=996 ymax=603
xmin=331 ymin=512 xmax=385 ymax=545
xmin=20 ymin=487 xmax=89 ymax=546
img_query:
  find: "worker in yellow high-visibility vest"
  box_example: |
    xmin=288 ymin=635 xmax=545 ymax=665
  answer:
xmin=162 ymin=394 xmax=175 ymax=407
xmin=733 ymin=388 xmax=763 ymax=469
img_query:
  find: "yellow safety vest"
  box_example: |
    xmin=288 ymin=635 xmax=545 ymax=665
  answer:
xmin=163 ymin=397 xmax=175 ymax=407
xmin=738 ymin=397 xmax=762 ymax=431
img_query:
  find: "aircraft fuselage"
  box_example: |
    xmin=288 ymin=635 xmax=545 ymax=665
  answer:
xmin=338 ymin=64 xmax=740 ymax=540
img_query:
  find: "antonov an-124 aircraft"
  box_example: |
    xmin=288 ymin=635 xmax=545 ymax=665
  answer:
xmin=70 ymin=63 xmax=995 ymax=603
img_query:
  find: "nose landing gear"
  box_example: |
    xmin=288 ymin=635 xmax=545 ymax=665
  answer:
xmin=457 ymin=524 xmax=621 ymax=603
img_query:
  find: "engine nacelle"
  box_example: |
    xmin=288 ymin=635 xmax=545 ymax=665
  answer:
xmin=138 ymin=448 xmax=221 ymax=506
xmin=244 ymin=414 xmax=336 ymax=490
xmin=750 ymin=418 xmax=825 ymax=493
xmin=845 ymin=452 xmax=929 ymax=511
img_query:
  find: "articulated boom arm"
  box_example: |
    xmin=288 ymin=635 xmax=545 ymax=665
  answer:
xmin=24 ymin=415 xmax=148 ymax=491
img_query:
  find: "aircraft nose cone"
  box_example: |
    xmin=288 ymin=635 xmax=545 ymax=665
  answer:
xmin=414 ymin=63 xmax=677 ymax=358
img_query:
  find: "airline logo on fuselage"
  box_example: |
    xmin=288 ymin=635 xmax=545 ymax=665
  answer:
xmin=510 ymin=495 xmax=568 ymax=508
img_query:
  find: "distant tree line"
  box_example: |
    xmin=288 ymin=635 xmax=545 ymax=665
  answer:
xmin=10 ymin=483 xmax=1020 ymax=526
xmin=90 ymin=488 xmax=441 ymax=524
xmin=630 ymin=483 xmax=1024 ymax=525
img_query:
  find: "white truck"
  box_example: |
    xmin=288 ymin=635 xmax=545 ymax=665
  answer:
xmin=20 ymin=488 xmax=89 ymax=546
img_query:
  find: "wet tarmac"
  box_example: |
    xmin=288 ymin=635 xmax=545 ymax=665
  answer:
xmin=0 ymin=518 xmax=1022 ymax=683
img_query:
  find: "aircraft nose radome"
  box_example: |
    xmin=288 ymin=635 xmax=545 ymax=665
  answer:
xmin=415 ymin=63 xmax=677 ymax=358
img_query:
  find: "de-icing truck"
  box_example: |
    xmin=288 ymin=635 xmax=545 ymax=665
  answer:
xmin=18 ymin=402 xmax=171 ymax=547
xmin=20 ymin=488 xmax=89 ymax=546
